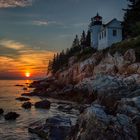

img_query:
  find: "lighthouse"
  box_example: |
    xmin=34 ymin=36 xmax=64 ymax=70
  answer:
xmin=89 ymin=13 xmax=122 ymax=50
xmin=89 ymin=13 xmax=102 ymax=49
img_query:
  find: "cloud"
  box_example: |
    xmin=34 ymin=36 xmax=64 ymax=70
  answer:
xmin=0 ymin=39 xmax=30 ymax=58
xmin=32 ymin=20 xmax=48 ymax=26
xmin=32 ymin=20 xmax=88 ymax=30
xmin=0 ymin=45 xmax=20 ymax=58
xmin=32 ymin=20 xmax=85 ymax=31
xmin=32 ymin=20 xmax=64 ymax=27
xmin=0 ymin=0 xmax=33 ymax=8
xmin=0 ymin=39 xmax=26 ymax=50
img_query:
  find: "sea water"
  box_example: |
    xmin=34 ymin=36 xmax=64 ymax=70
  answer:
xmin=0 ymin=80 xmax=78 ymax=140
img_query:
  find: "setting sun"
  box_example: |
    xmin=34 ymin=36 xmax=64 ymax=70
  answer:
xmin=25 ymin=72 xmax=31 ymax=78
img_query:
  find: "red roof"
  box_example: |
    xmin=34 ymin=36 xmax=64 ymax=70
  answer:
xmin=94 ymin=13 xmax=102 ymax=19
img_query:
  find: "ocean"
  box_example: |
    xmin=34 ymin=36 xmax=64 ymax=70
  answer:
xmin=0 ymin=80 xmax=78 ymax=140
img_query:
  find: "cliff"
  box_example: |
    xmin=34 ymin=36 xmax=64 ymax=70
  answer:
xmin=55 ymin=49 xmax=139 ymax=85
xmin=29 ymin=37 xmax=140 ymax=140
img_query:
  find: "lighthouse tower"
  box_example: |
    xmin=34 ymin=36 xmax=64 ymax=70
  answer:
xmin=89 ymin=13 xmax=102 ymax=49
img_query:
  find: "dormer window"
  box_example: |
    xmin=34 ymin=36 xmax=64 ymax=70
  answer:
xmin=113 ymin=29 xmax=117 ymax=36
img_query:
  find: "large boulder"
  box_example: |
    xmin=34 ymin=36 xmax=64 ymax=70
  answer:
xmin=124 ymin=49 xmax=136 ymax=63
xmin=22 ymin=102 xmax=32 ymax=109
xmin=117 ymin=96 xmax=140 ymax=140
xmin=75 ymin=74 xmax=139 ymax=110
xmin=16 ymin=97 xmax=30 ymax=101
xmin=118 ymin=96 xmax=140 ymax=110
xmin=113 ymin=52 xmax=128 ymax=74
xmin=123 ymin=74 xmax=140 ymax=85
xmin=29 ymin=116 xmax=71 ymax=140
xmin=126 ymin=63 xmax=140 ymax=74
xmin=0 ymin=108 xmax=4 ymax=114
xmin=4 ymin=112 xmax=20 ymax=120
xmin=92 ymin=53 xmax=115 ymax=75
xmin=119 ymin=104 xmax=139 ymax=116
xmin=91 ymin=51 xmax=103 ymax=65
xmin=68 ymin=104 xmax=138 ymax=140
xmin=58 ymin=104 xmax=73 ymax=112
xmin=93 ymin=49 xmax=137 ymax=75
xmin=94 ymin=63 xmax=117 ymax=75
xmin=35 ymin=100 xmax=51 ymax=109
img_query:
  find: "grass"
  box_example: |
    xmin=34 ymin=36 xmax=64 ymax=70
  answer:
xmin=103 ymin=36 xmax=140 ymax=61
xmin=76 ymin=47 xmax=96 ymax=62
xmin=77 ymin=36 xmax=140 ymax=62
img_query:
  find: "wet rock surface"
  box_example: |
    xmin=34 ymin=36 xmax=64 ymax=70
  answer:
xmin=68 ymin=104 xmax=138 ymax=140
xmin=0 ymin=108 xmax=4 ymax=114
xmin=34 ymin=100 xmax=51 ymax=109
xmin=16 ymin=97 xmax=30 ymax=101
xmin=21 ymin=93 xmax=34 ymax=97
xmin=58 ymin=105 xmax=73 ymax=112
xmin=27 ymin=99 xmax=80 ymax=139
xmin=15 ymin=84 xmax=24 ymax=87
xmin=29 ymin=115 xmax=71 ymax=140
xmin=4 ymin=112 xmax=20 ymax=120
xmin=66 ymin=73 xmax=140 ymax=140
xmin=22 ymin=102 xmax=32 ymax=109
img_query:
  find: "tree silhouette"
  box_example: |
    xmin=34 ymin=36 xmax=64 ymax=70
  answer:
xmin=123 ymin=0 xmax=140 ymax=38
xmin=80 ymin=31 xmax=86 ymax=49
xmin=85 ymin=30 xmax=91 ymax=47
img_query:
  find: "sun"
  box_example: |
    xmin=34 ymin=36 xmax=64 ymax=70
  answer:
xmin=25 ymin=72 xmax=31 ymax=78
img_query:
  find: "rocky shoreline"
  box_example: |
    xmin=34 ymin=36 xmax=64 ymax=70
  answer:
xmin=23 ymin=49 xmax=140 ymax=139
xmin=27 ymin=99 xmax=81 ymax=140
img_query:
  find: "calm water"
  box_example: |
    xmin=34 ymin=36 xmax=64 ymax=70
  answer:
xmin=0 ymin=80 xmax=78 ymax=140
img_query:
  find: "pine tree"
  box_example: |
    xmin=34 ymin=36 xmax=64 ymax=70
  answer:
xmin=72 ymin=35 xmax=80 ymax=48
xmin=48 ymin=34 xmax=84 ymax=73
xmin=80 ymin=31 xmax=86 ymax=48
xmin=123 ymin=0 xmax=140 ymax=38
xmin=59 ymin=50 xmax=65 ymax=66
xmin=51 ymin=54 xmax=57 ymax=73
xmin=47 ymin=60 xmax=52 ymax=72
xmin=85 ymin=30 xmax=91 ymax=47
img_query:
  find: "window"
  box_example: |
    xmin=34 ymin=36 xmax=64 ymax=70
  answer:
xmin=113 ymin=29 xmax=117 ymax=36
xmin=102 ymin=32 xmax=104 ymax=38
xmin=99 ymin=34 xmax=101 ymax=40
xmin=104 ymin=30 xmax=106 ymax=37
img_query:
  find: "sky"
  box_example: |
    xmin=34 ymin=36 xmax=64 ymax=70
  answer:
xmin=0 ymin=0 xmax=127 ymax=79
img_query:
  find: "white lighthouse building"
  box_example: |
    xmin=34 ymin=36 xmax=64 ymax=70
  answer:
xmin=89 ymin=13 xmax=122 ymax=50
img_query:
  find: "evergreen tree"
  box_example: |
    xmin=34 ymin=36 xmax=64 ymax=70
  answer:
xmin=80 ymin=31 xmax=86 ymax=48
xmin=85 ymin=30 xmax=91 ymax=47
xmin=59 ymin=50 xmax=65 ymax=66
xmin=51 ymin=54 xmax=57 ymax=73
xmin=72 ymin=35 xmax=80 ymax=48
xmin=48 ymin=33 xmax=92 ymax=73
xmin=123 ymin=0 xmax=140 ymax=38
xmin=47 ymin=60 xmax=52 ymax=72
